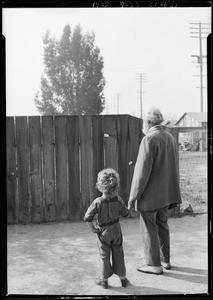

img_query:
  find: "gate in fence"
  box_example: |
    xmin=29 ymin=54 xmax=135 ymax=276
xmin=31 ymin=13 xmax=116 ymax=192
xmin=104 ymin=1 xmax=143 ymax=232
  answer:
xmin=6 ymin=115 xmax=143 ymax=224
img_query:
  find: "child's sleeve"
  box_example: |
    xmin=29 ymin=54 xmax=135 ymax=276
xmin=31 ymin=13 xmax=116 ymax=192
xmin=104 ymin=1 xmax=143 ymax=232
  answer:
xmin=84 ymin=200 xmax=98 ymax=222
xmin=118 ymin=196 xmax=130 ymax=218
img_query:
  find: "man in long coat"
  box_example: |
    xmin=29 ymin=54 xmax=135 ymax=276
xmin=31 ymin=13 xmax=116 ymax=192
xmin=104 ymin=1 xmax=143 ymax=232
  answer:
xmin=128 ymin=107 xmax=182 ymax=274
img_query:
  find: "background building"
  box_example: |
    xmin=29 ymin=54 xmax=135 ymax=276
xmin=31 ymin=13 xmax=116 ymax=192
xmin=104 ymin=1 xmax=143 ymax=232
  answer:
xmin=174 ymin=112 xmax=207 ymax=151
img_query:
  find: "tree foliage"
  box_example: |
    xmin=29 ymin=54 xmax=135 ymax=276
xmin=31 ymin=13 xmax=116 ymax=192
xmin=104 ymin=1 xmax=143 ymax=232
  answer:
xmin=35 ymin=24 xmax=105 ymax=115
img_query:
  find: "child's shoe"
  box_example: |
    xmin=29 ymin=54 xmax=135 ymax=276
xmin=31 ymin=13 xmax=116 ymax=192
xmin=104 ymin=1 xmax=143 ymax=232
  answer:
xmin=96 ymin=278 xmax=108 ymax=289
xmin=120 ymin=278 xmax=131 ymax=287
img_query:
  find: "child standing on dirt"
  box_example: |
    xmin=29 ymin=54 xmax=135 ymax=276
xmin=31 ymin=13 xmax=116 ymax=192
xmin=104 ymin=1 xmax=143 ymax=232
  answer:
xmin=84 ymin=168 xmax=131 ymax=289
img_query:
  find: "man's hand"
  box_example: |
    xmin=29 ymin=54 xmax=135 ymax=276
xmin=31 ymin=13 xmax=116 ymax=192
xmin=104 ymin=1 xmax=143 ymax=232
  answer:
xmin=128 ymin=201 xmax=135 ymax=211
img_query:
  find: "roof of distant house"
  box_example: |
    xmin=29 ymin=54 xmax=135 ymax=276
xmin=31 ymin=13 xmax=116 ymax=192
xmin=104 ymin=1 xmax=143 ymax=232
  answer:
xmin=162 ymin=120 xmax=177 ymax=127
xmin=174 ymin=112 xmax=207 ymax=125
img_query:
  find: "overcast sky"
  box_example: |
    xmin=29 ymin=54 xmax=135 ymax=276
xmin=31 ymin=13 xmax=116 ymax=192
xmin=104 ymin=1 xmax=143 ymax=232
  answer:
xmin=3 ymin=7 xmax=211 ymax=120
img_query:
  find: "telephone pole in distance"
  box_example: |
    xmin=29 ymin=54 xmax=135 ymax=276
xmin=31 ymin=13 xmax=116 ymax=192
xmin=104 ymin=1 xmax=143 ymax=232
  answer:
xmin=115 ymin=93 xmax=121 ymax=114
xmin=190 ymin=22 xmax=210 ymax=112
xmin=136 ymin=73 xmax=147 ymax=119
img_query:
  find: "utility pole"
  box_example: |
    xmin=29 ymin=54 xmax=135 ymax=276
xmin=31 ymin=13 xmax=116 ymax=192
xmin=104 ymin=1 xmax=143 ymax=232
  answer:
xmin=190 ymin=22 xmax=210 ymax=112
xmin=117 ymin=93 xmax=120 ymax=114
xmin=115 ymin=93 xmax=120 ymax=114
xmin=136 ymin=73 xmax=147 ymax=119
xmin=105 ymin=103 xmax=110 ymax=114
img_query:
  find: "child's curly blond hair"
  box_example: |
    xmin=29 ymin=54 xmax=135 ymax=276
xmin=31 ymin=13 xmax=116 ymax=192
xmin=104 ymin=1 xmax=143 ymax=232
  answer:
xmin=96 ymin=168 xmax=120 ymax=193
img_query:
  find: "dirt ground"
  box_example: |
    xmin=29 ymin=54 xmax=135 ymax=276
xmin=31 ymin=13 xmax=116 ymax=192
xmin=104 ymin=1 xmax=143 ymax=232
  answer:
xmin=7 ymin=213 xmax=208 ymax=297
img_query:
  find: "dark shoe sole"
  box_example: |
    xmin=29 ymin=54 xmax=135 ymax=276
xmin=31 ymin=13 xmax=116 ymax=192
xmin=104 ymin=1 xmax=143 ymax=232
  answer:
xmin=136 ymin=268 xmax=163 ymax=275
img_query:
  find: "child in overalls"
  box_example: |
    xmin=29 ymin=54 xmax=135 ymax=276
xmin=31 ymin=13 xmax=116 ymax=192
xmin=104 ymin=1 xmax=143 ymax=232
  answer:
xmin=84 ymin=168 xmax=131 ymax=289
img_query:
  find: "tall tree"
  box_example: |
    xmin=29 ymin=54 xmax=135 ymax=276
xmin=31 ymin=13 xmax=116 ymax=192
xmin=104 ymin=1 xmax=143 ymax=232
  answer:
xmin=35 ymin=24 xmax=105 ymax=115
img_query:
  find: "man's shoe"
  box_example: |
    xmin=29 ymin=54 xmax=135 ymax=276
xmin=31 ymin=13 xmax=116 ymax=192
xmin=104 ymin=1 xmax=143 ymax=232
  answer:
xmin=96 ymin=278 xmax=108 ymax=289
xmin=161 ymin=262 xmax=171 ymax=270
xmin=120 ymin=278 xmax=131 ymax=287
xmin=137 ymin=265 xmax=163 ymax=275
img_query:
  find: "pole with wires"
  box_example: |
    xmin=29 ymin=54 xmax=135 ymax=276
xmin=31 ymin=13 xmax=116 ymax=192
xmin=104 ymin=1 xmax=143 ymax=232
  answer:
xmin=190 ymin=22 xmax=210 ymax=112
xmin=114 ymin=93 xmax=121 ymax=114
xmin=136 ymin=73 xmax=147 ymax=119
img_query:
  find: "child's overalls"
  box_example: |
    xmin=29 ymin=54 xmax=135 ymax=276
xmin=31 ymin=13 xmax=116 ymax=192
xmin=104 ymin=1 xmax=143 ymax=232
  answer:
xmin=84 ymin=196 xmax=129 ymax=279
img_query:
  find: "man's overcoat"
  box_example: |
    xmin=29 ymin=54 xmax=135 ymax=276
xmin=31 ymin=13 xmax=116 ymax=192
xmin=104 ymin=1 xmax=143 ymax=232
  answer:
xmin=129 ymin=125 xmax=182 ymax=211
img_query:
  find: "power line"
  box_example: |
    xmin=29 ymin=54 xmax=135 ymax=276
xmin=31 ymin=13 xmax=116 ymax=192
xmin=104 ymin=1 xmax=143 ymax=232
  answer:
xmin=190 ymin=21 xmax=210 ymax=112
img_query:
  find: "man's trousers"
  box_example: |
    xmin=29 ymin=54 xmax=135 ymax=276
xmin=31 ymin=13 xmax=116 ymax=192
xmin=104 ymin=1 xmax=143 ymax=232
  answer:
xmin=139 ymin=207 xmax=170 ymax=266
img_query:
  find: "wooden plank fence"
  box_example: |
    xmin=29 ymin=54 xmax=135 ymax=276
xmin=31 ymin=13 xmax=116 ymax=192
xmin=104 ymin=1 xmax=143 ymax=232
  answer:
xmin=6 ymin=115 xmax=143 ymax=224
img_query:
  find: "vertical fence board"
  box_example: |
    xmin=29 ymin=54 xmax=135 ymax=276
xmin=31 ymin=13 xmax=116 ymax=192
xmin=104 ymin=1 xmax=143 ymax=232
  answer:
xmin=128 ymin=116 xmax=143 ymax=208
xmin=42 ymin=116 xmax=56 ymax=222
xmin=16 ymin=117 xmax=30 ymax=223
xmin=67 ymin=116 xmax=81 ymax=220
xmin=103 ymin=115 xmax=118 ymax=170
xmin=79 ymin=116 xmax=93 ymax=217
xmin=92 ymin=115 xmax=104 ymax=199
xmin=55 ymin=116 xmax=68 ymax=221
xmin=6 ymin=117 xmax=17 ymax=224
xmin=116 ymin=115 xmax=129 ymax=204
xmin=128 ymin=116 xmax=142 ymax=217
xmin=29 ymin=117 xmax=44 ymax=223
